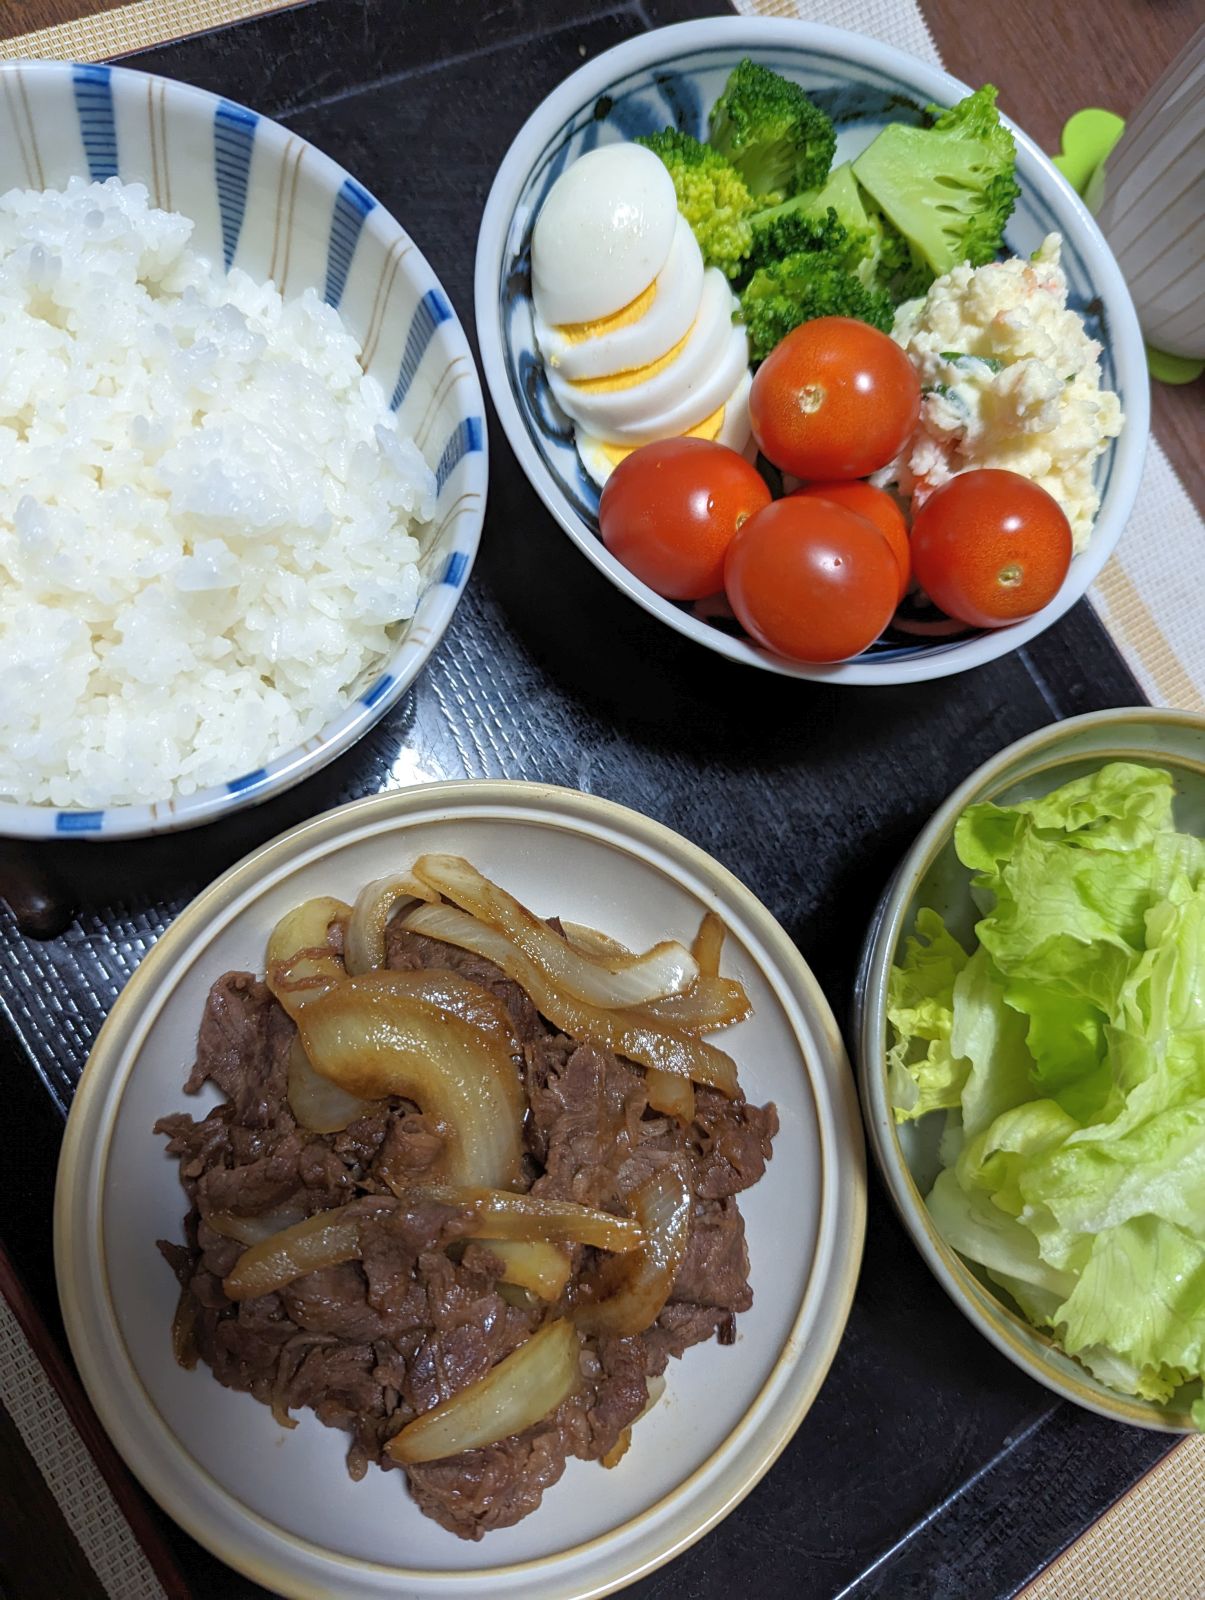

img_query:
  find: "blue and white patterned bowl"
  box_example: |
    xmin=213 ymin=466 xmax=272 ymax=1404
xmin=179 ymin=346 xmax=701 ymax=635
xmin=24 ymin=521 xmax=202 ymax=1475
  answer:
xmin=0 ymin=59 xmax=487 ymax=839
xmin=474 ymin=18 xmax=1148 ymax=685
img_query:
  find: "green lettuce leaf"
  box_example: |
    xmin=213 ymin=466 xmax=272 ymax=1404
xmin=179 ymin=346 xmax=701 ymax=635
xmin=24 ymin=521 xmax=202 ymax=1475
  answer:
xmin=887 ymin=760 xmax=1205 ymax=1425
xmin=886 ymin=908 xmax=971 ymax=1121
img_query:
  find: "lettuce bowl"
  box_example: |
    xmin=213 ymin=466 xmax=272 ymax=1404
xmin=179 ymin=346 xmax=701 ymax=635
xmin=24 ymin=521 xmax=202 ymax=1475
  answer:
xmin=854 ymin=707 xmax=1205 ymax=1430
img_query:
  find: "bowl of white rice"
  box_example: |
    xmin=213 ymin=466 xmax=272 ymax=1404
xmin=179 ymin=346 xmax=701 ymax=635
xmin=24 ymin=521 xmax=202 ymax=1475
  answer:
xmin=0 ymin=59 xmax=487 ymax=838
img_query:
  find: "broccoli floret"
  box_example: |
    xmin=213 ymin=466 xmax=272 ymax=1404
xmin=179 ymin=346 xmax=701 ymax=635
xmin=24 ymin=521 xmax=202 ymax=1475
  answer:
xmin=738 ymin=252 xmax=895 ymax=361
xmin=747 ymin=203 xmax=853 ymax=271
xmin=868 ymin=206 xmax=933 ymax=301
xmin=750 ymin=164 xmax=927 ymax=304
xmin=851 ymin=85 xmax=1020 ymax=277
xmin=708 ymin=59 xmax=836 ymax=198
xmin=636 ymin=128 xmax=760 ymax=279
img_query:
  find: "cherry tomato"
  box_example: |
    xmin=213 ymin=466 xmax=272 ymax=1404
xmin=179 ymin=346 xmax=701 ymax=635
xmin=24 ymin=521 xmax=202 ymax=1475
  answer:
xmin=724 ymin=497 xmax=900 ymax=662
xmin=910 ymin=469 xmax=1072 ymax=629
xmin=791 ymin=480 xmax=910 ymax=600
xmin=749 ymin=317 xmax=921 ymax=480
xmin=599 ymin=438 xmax=771 ymax=600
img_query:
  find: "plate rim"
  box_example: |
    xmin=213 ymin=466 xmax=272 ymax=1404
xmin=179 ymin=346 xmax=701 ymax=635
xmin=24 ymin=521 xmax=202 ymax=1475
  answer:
xmin=55 ymin=778 xmax=867 ymax=1598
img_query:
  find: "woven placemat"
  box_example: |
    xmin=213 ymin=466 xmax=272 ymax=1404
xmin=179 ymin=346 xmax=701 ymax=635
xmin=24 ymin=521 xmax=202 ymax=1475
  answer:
xmin=1019 ymin=1437 xmax=1205 ymax=1600
xmin=1 ymin=0 xmax=296 ymax=59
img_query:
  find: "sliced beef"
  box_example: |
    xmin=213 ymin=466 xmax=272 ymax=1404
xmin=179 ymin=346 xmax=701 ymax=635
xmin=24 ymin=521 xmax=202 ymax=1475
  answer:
xmin=185 ymin=972 xmax=295 ymax=1129
xmin=195 ymin=1131 xmax=306 ymax=1219
xmin=648 ymin=1304 xmax=735 ymax=1363
xmin=372 ymin=1110 xmax=445 ymax=1188
xmin=159 ymin=938 xmax=777 ymax=1542
xmin=405 ymin=1425 xmax=572 ymax=1540
xmin=691 ymin=1090 xmax=779 ymax=1199
xmin=332 ymin=1110 xmax=390 ymax=1169
xmin=671 ymin=1198 xmax=753 ymax=1311
xmin=530 ymin=1044 xmax=648 ymax=1207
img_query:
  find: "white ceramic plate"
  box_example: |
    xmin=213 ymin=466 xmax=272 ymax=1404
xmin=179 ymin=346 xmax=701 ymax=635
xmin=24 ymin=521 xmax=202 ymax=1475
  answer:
xmin=56 ymin=781 xmax=866 ymax=1599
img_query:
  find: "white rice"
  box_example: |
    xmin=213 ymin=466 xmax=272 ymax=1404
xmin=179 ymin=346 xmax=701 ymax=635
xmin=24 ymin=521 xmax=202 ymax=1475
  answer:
xmin=0 ymin=176 xmax=436 ymax=810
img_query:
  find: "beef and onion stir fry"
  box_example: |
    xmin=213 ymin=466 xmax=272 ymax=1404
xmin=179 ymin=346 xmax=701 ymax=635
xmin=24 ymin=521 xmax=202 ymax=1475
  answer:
xmin=157 ymin=857 xmax=777 ymax=1539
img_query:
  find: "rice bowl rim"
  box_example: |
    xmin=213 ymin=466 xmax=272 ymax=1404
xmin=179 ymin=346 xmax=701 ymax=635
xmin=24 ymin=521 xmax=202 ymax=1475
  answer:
xmin=0 ymin=57 xmax=488 ymax=841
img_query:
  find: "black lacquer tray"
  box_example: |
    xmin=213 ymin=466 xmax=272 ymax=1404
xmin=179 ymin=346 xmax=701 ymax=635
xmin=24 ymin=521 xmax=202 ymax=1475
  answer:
xmin=0 ymin=2 xmax=1173 ymax=1595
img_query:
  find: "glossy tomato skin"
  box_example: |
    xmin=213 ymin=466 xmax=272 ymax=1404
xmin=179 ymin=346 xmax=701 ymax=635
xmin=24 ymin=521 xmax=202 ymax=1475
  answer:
xmin=910 ymin=469 xmax=1073 ymax=629
xmin=749 ymin=317 xmax=921 ymax=480
xmin=599 ymin=438 xmax=771 ymax=600
xmin=791 ymin=480 xmax=910 ymax=600
xmin=723 ymin=497 xmax=900 ymax=663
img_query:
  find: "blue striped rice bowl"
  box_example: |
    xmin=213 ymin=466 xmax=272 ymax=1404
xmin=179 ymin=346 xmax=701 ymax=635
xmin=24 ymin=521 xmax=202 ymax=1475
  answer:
xmin=0 ymin=59 xmax=486 ymax=838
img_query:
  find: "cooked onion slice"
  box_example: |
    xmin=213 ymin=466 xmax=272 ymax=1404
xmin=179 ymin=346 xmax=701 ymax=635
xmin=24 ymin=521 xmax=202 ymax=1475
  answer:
xmin=574 ymin=1166 xmax=693 ymax=1337
xmin=413 ymin=854 xmax=698 ymax=1007
xmin=561 ymin=921 xmax=628 ymax=960
xmin=265 ymin=897 xmax=350 ymax=1019
xmin=287 ymin=1038 xmax=376 ymax=1134
xmin=298 ymin=980 xmax=525 ymax=1188
xmin=207 ymin=1203 xmax=307 ymax=1246
xmin=691 ymin=911 xmax=726 ymax=978
xmin=345 ymin=872 xmax=437 ymax=976
xmin=645 ymin=1068 xmax=695 ymax=1123
xmin=638 ymin=977 xmax=751 ymax=1034
xmin=348 ymin=970 xmax=524 ymax=1120
xmin=224 ymin=1207 xmax=365 ymax=1301
xmin=385 ymin=1319 xmax=581 ymax=1465
xmin=566 ymin=920 xmax=749 ymax=1036
xmin=482 ymin=1240 xmax=571 ymax=1301
xmin=402 ymin=903 xmax=740 ymax=1098
xmin=401 ymin=1184 xmax=643 ymax=1252
xmin=601 ymin=1427 xmax=631 ymax=1468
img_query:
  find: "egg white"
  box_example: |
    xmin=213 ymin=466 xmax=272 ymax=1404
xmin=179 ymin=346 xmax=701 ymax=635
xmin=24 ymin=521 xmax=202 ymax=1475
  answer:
xmin=534 ymin=216 xmax=705 ymax=382
xmin=531 ymin=144 xmax=678 ymax=326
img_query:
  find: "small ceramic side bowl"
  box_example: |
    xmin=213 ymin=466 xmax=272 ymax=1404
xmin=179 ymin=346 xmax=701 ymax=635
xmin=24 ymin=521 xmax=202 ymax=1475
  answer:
xmin=0 ymin=59 xmax=487 ymax=840
xmin=855 ymin=707 xmax=1205 ymax=1429
xmin=474 ymin=17 xmax=1148 ymax=685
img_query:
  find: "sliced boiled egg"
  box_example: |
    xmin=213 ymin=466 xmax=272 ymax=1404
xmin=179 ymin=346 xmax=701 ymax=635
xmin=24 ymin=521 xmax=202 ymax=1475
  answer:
xmin=577 ymin=369 xmax=754 ymax=486
xmin=534 ymin=215 xmax=705 ymax=381
xmin=531 ymin=143 xmax=678 ymax=326
xmin=547 ymin=268 xmax=749 ymax=446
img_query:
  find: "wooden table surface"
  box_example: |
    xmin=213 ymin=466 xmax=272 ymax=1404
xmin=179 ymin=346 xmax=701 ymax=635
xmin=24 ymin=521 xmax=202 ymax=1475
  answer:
xmin=1 ymin=0 xmax=1200 ymax=508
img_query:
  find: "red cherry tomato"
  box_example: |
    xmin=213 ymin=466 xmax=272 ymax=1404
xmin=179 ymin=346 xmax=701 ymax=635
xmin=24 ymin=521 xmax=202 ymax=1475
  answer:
xmin=791 ymin=480 xmax=910 ymax=600
xmin=598 ymin=438 xmax=772 ymax=600
xmin=910 ymin=469 xmax=1073 ymax=629
xmin=749 ymin=317 xmax=921 ymax=480
xmin=723 ymin=497 xmax=900 ymax=663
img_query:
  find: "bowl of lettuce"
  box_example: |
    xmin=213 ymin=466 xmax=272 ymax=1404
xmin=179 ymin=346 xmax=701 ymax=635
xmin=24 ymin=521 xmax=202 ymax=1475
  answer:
xmin=856 ymin=707 xmax=1205 ymax=1430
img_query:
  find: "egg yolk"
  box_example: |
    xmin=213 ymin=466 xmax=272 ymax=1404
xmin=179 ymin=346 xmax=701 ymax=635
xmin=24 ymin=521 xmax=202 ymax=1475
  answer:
xmin=595 ymin=402 xmax=727 ymax=469
xmin=555 ymin=281 xmax=657 ymax=346
xmin=568 ymin=322 xmax=696 ymax=395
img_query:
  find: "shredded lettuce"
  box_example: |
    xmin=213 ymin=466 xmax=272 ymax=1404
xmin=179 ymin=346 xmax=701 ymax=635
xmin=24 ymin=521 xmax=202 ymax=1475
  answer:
xmin=887 ymin=761 xmax=1205 ymax=1422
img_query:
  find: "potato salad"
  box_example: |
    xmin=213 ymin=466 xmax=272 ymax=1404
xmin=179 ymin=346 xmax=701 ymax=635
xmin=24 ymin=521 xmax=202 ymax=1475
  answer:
xmin=884 ymin=235 xmax=1123 ymax=551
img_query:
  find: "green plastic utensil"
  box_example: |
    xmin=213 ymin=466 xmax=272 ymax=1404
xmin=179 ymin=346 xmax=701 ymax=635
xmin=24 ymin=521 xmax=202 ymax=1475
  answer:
xmin=1055 ymin=108 xmax=1204 ymax=384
